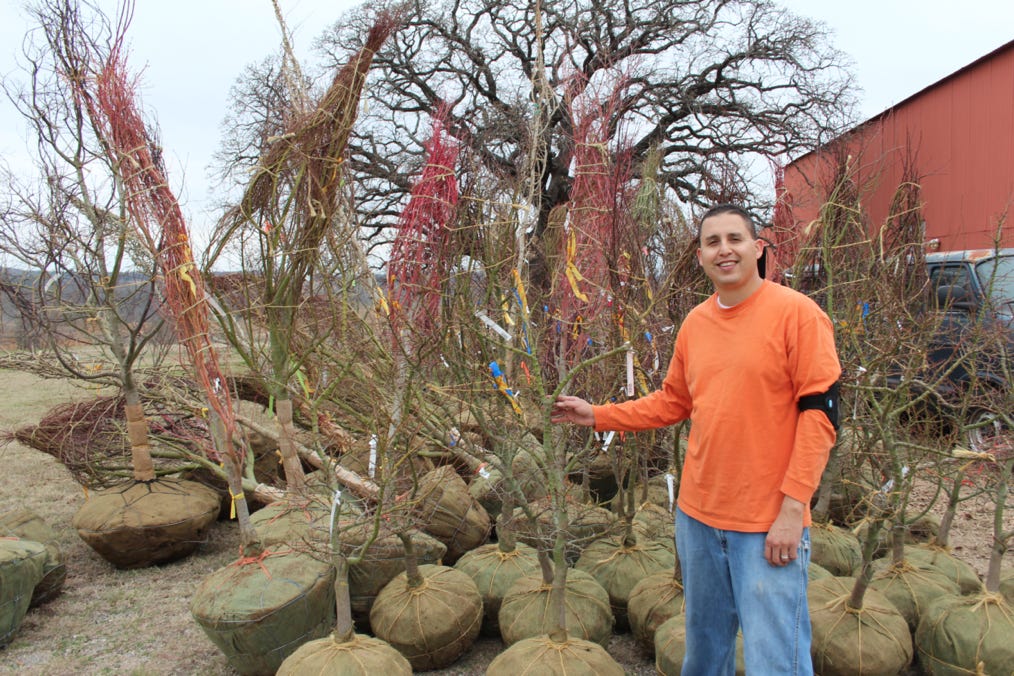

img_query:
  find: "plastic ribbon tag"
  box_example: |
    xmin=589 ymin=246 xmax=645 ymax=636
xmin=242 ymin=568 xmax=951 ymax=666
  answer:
xmin=229 ymin=489 xmax=244 ymax=520
xmin=625 ymin=350 xmax=635 ymax=397
xmin=368 ymin=434 xmax=378 ymax=479
xmin=475 ymin=310 xmax=512 ymax=341
xmin=565 ymin=230 xmax=589 ymax=301
xmin=666 ymin=472 xmax=675 ymax=512
xmin=489 ymin=361 xmax=523 ymax=415
xmin=329 ymin=489 xmax=343 ymax=540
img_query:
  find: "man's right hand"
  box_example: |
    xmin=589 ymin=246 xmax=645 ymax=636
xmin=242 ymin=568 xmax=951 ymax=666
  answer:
xmin=550 ymin=395 xmax=595 ymax=427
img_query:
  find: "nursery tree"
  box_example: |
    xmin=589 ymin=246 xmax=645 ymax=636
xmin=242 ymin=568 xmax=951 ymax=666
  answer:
xmin=205 ymin=10 xmax=399 ymax=492
xmin=0 ymin=0 xmax=169 ymax=481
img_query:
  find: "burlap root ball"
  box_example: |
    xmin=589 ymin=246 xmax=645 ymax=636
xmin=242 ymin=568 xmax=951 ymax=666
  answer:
xmin=869 ymin=561 xmax=961 ymax=632
xmin=415 ymin=465 xmax=491 ymax=563
xmin=453 ymin=542 xmax=540 ymax=636
xmin=627 ymin=570 xmax=684 ymax=653
xmin=0 ymin=538 xmax=47 ymax=648
xmin=248 ymin=495 xmax=336 ymax=549
xmin=0 ymin=509 xmax=66 ymax=606
xmin=655 ymin=613 xmax=745 ymax=675
xmin=809 ymin=522 xmax=862 ymax=576
xmin=498 ymin=568 xmax=614 ymax=648
xmin=486 ymin=635 xmax=624 ymax=676
xmin=915 ymin=592 xmax=1014 ymax=675
xmin=275 ymin=632 xmax=412 ymax=675
xmin=1001 ymin=570 xmax=1014 ymax=605
xmin=340 ymin=525 xmax=446 ymax=625
xmin=575 ymin=534 xmax=675 ymax=629
xmin=898 ymin=544 xmax=983 ymax=595
xmin=631 ymin=502 xmax=676 ymax=552
xmin=808 ymin=576 xmax=913 ymax=676
xmin=369 ymin=563 xmax=483 ymax=671
xmin=808 ymin=561 xmax=833 ymax=582
xmin=190 ymin=549 xmax=336 ymax=676
xmin=72 ymin=478 xmax=220 ymax=568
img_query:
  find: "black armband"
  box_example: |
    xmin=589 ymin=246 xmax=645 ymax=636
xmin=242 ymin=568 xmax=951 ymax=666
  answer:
xmin=798 ymin=380 xmax=840 ymax=431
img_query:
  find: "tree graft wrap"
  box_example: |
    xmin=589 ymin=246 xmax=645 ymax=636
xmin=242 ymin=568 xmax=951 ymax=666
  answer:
xmin=124 ymin=403 xmax=154 ymax=481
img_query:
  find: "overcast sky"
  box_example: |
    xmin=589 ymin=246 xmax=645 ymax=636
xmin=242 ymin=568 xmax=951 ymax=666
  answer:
xmin=1 ymin=0 xmax=1012 ymax=236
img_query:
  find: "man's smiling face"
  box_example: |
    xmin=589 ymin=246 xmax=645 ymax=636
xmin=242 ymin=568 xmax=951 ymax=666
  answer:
xmin=696 ymin=211 xmax=764 ymax=305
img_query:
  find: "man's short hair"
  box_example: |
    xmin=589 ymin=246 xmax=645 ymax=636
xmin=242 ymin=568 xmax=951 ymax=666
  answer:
xmin=696 ymin=204 xmax=757 ymax=242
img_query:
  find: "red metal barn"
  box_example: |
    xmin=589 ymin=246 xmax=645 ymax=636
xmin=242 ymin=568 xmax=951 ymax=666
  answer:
xmin=776 ymin=39 xmax=1014 ymax=271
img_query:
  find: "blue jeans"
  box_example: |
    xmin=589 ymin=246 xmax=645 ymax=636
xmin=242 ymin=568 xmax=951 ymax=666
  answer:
xmin=675 ymin=508 xmax=813 ymax=676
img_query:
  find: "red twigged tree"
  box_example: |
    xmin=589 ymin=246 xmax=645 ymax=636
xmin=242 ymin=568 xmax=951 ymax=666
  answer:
xmin=71 ymin=11 xmax=257 ymax=546
xmin=553 ymin=74 xmax=634 ymax=375
xmin=765 ymin=160 xmax=796 ymax=283
xmin=386 ymin=109 xmax=461 ymax=349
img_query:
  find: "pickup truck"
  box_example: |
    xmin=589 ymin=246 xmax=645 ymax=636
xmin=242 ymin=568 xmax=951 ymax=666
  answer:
xmin=911 ymin=248 xmax=1013 ymax=451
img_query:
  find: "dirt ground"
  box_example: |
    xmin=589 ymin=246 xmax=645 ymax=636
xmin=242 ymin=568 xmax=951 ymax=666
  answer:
xmin=0 ymin=368 xmax=1008 ymax=675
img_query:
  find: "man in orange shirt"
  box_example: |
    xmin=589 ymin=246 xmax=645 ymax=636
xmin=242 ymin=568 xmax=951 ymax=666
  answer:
xmin=552 ymin=204 xmax=840 ymax=675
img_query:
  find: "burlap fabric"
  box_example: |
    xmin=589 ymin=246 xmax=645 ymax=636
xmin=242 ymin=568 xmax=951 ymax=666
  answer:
xmin=339 ymin=525 xmax=446 ymax=623
xmin=275 ymin=632 xmax=411 ymax=675
xmin=0 ymin=538 xmax=47 ymax=647
xmin=810 ymin=522 xmax=862 ymax=576
xmin=71 ymin=478 xmax=219 ymax=568
xmin=915 ymin=592 xmax=1014 ymax=675
xmin=626 ymin=570 xmax=684 ymax=653
xmin=498 ymin=568 xmax=613 ymax=648
xmin=369 ymin=564 xmax=482 ymax=670
xmin=892 ymin=544 xmax=983 ymax=595
xmin=808 ymin=575 xmax=913 ymax=676
xmin=486 ymin=635 xmax=624 ymax=676
xmin=654 ymin=613 xmax=745 ymax=675
xmin=575 ymin=534 xmax=675 ymax=629
xmin=869 ymin=562 xmax=962 ymax=631
xmin=190 ymin=549 xmax=335 ymax=676
xmin=453 ymin=542 xmax=540 ymax=636
xmin=415 ymin=465 xmax=491 ymax=563
xmin=0 ymin=509 xmax=65 ymax=605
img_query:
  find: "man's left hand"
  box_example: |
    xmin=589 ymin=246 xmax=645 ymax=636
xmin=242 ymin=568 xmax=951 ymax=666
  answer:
xmin=765 ymin=496 xmax=805 ymax=567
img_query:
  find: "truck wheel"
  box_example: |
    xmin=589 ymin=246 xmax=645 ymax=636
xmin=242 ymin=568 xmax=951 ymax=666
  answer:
xmin=964 ymin=409 xmax=1009 ymax=453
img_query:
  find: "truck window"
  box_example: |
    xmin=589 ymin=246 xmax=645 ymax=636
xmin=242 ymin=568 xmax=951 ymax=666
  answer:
xmin=929 ymin=265 xmax=972 ymax=293
xmin=974 ymin=255 xmax=1014 ymax=304
xmin=929 ymin=265 xmax=973 ymax=307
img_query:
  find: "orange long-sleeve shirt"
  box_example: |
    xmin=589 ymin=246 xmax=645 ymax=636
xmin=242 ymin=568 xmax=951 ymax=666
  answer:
xmin=593 ymin=280 xmax=840 ymax=532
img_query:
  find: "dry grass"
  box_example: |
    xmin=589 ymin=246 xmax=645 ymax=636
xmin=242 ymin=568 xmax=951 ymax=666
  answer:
xmin=0 ymin=367 xmax=1007 ymax=675
xmin=0 ymin=370 xmax=240 ymax=675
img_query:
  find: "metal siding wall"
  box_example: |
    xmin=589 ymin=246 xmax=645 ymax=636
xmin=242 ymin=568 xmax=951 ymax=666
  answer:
xmin=784 ymin=44 xmax=1014 ymax=252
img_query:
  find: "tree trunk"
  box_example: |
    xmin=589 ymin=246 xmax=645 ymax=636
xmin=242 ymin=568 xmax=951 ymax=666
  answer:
xmin=333 ymin=556 xmax=355 ymax=642
xmin=398 ymin=531 xmax=423 ymax=588
xmin=548 ymin=499 xmax=570 ymax=643
xmin=212 ymin=414 xmax=260 ymax=553
xmin=497 ymin=490 xmax=517 ymax=553
xmin=235 ymin=414 xmax=380 ymax=500
xmin=275 ymin=396 xmax=307 ymax=490
xmin=984 ymin=458 xmax=1011 ymax=593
